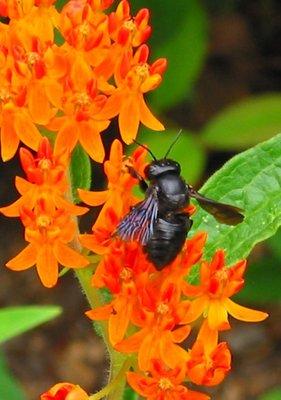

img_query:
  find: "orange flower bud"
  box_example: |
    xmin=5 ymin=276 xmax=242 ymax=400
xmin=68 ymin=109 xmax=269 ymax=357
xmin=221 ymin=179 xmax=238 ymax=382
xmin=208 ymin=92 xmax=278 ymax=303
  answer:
xmin=41 ymin=382 xmax=89 ymax=400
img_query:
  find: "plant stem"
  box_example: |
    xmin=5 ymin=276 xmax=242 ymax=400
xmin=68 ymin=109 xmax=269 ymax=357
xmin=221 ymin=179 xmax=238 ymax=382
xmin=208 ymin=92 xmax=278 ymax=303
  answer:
xmin=66 ymin=167 xmax=129 ymax=399
xmin=89 ymin=357 xmax=132 ymax=400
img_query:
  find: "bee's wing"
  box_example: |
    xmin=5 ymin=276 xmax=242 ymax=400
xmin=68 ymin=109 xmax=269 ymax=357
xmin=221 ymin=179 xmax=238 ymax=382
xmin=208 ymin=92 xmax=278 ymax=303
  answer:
xmin=117 ymin=190 xmax=158 ymax=245
xmin=188 ymin=186 xmax=244 ymax=225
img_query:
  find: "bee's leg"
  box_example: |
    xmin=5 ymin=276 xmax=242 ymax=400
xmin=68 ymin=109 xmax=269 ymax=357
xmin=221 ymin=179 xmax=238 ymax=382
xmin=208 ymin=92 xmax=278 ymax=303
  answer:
xmin=126 ymin=165 xmax=148 ymax=192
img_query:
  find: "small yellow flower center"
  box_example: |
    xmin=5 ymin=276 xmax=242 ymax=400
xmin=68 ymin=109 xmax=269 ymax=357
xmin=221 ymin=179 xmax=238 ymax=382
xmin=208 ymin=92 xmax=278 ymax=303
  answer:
xmin=79 ymin=21 xmax=90 ymax=36
xmin=75 ymin=92 xmax=90 ymax=107
xmin=135 ymin=63 xmax=149 ymax=80
xmin=27 ymin=52 xmax=40 ymax=66
xmin=37 ymin=215 xmax=51 ymax=228
xmin=123 ymin=19 xmax=136 ymax=33
xmin=157 ymin=303 xmax=169 ymax=315
xmin=120 ymin=267 xmax=132 ymax=281
xmin=39 ymin=159 xmax=52 ymax=170
xmin=158 ymin=378 xmax=173 ymax=391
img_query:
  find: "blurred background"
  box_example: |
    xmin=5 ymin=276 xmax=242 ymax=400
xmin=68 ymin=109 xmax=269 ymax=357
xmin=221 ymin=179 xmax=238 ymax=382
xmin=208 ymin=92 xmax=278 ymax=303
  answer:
xmin=1 ymin=0 xmax=281 ymax=399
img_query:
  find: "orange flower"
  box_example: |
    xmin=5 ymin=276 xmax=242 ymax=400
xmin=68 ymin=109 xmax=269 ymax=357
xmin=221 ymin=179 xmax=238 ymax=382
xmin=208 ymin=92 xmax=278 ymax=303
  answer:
xmin=0 ymin=27 xmax=66 ymax=160
xmin=95 ymin=0 xmax=151 ymax=80
xmin=108 ymin=0 xmax=151 ymax=47
xmin=86 ymin=241 xmax=149 ymax=345
xmin=8 ymin=28 xmax=67 ymax=123
xmin=116 ymin=283 xmax=191 ymax=371
xmin=78 ymin=138 xmax=147 ymax=225
xmin=60 ymin=0 xmax=110 ymax=62
xmin=49 ymin=73 xmax=110 ymax=162
xmin=184 ymin=250 xmax=268 ymax=330
xmin=41 ymin=382 xmax=89 ymax=400
xmin=187 ymin=320 xmax=231 ymax=386
xmin=0 ymin=79 xmax=42 ymax=161
xmin=6 ymin=199 xmax=89 ymax=287
xmin=6 ymin=0 xmax=59 ymax=43
xmin=127 ymin=359 xmax=210 ymax=400
xmin=98 ymin=44 xmax=166 ymax=143
xmin=0 ymin=137 xmax=87 ymax=217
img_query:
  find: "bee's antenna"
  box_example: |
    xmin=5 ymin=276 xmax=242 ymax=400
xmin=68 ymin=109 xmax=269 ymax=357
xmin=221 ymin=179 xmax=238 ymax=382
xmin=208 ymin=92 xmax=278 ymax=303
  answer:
xmin=164 ymin=129 xmax=183 ymax=158
xmin=133 ymin=139 xmax=157 ymax=161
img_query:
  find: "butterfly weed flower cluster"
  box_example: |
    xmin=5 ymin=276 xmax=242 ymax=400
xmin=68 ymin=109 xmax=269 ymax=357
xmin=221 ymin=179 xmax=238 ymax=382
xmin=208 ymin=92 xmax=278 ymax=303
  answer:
xmin=0 ymin=1 xmax=268 ymax=399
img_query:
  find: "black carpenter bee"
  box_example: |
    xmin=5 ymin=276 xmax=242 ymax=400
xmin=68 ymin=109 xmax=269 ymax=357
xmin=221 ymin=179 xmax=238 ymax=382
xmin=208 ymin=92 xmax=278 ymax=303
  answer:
xmin=117 ymin=134 xmax=244 ymax=270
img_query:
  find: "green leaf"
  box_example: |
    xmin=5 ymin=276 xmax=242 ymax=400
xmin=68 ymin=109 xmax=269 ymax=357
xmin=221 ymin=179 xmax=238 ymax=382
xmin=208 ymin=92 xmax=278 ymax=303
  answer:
xmin=55 ymin=0 xmax=68 ymax=11
xmin=135 ymin=129 xmax=206 ymax=184
xmin=54 ymin=28 xmax=65 ymax=46
xmin=201 ymin=94 xmax=281 ymax=150
xmin=132 ymin=0 xmax=208 ymax=112
xmin=70 ymin=144 xmax=92 ymax=203
xmin=0 ymin=353 xmax=26 ymax=400
xmin=0 ymin=306 xmax=62 ymax=344
xmin=123 ymin=386 xmax=138 ymax=400
xmin=191 ymin=134 xmax=281 ymax=265
xmin=235 ymin=258 xmax=281 ymax=304
xmin=259 ymin=388 xmax=281 ymax=400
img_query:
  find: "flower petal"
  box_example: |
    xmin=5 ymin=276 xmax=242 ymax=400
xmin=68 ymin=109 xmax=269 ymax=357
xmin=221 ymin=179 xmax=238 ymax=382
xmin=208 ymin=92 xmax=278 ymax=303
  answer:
xmin=78 ymin=121 xmax=106 ymax=162
xmin=53 ymin=242 xmax=89 ymax=268
xmin=78 ymin=189 xmax=109 ymax=206
xmin=6 ymin=244 xmax=37 ymax=270
xmin=54 ymin=196 xmax=89 ymax=216
xmin=54 ymin=120 xmax=79 ymax=155
xmin=224 ymin=298 xmax=268 ymax=322
xmin=1 ymin=111 xmax=20 ymax=161
xmin=28 ymin=81 xmax=52 ymax=125
xmin=36 ymin=245 xmax=58 ymax=288
xmin=79 ymin=234 xmax=108 ymax=255
xmin=208 ymin=300 xmax=230 ymax=331
xmin=109 ymin=297 xmax=132 ymax=345
xmin=183 ymin=296 xmax=207 ymax=323
xmin=139 ymin=94 xmax=164 ymax=131
xmin=14 ymin=109 xmax=41 ymax=150
xmin=160 ymin=332 xmax=189 ymax=369
xmin=86 ymin=304 xmax=113 ymax=321
xmin=118 ymin=95 xmax=140 ymax=144
xmin=0 ymin=197 xmax=24 ymax=217
xmin=115 ymin=328 xmax=147 ymax=353
xmin=126 ymin=372 xmax=158 ymax=398
xmin=171 ymin=325 xmax=191 ymax=343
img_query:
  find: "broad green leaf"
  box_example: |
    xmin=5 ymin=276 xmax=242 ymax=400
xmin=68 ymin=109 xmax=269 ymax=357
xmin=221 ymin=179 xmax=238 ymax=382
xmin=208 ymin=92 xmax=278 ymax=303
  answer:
xmin=191 ymin=134 xmax=281 ymax=265
xmin=0 ymin=353 xmax=26 ymax=400
xmin=201 ymin=94 xmax=281 ymax=150
xmin=135 ymin=129 xmax=206 ymax=184
xmin=123 ymin=386 xmax=138 ymax=400
xmin=132 ymin=0 xmax=208 ymax=112
xmin=235 ymin=258 xmax=281 ymax=304
xmin=0 ymin=306 xmax=61 ymax=344
xmin=70 ymin=144 xmax=92 ymax=203
xmin=259 ymin=388 xmax=281 ymax=400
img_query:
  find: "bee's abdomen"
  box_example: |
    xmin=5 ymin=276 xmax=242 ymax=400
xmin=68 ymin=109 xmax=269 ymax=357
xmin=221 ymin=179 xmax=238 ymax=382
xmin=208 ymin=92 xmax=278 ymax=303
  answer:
xmin=144 ymin=213 xmax=191 ymax=270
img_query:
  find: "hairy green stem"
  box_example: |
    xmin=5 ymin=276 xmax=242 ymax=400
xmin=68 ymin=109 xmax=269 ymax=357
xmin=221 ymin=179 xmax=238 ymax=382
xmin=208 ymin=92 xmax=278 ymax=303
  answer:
xmin=66 ymin=168 xmax=130 ymax=399
xmin=89 ymin=357 xmax=133 ymax=400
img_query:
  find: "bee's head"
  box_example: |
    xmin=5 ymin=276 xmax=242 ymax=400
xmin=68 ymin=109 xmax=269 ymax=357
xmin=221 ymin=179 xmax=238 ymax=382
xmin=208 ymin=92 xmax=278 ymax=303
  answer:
xmin=145 ymin=159 xmax=181 ymax=180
